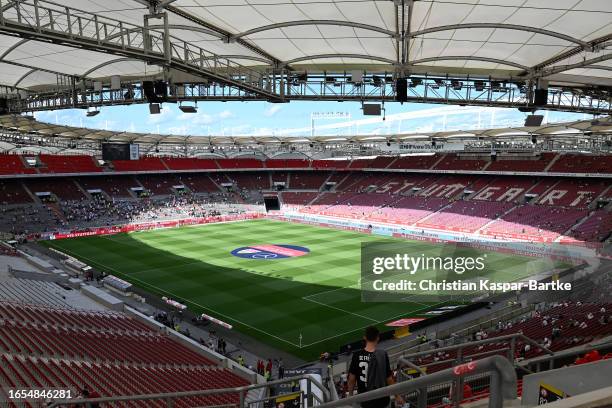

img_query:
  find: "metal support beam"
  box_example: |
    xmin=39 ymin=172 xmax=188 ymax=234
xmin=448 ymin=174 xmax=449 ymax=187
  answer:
xmin=132 ymin=0 xmax=178 ymax=14
xmin=105 ymin=23 xmax=225 ymax=42
xmin=0 ymin=37 xmax=29 ymax=60
xmin=540 ymin=53 xmax=612 ymax=77
xmin=10 ymin=74 xmax=610 ymax=115
xmin=283 ymin=53 xmax=396 ymax=66
xmin=0 ymin=0 xmax=282 ymax=100
xmin=14 ymin=68 xmax=38 ymax=87
xmin=80 ymin=57 xmax=142 ymax=78
xmin=164 ymin=4 xmax=283 ymax=68
xmin=585 ymin=64 xmax=612 ymax=73
xmin=409 ymin=23 xmax=591 ymax=49
xmin=230 ymin=20 xmax=397 ymax=42
xmin=394 ymin=2 xmax=400 ymax=65
xmin=526 ymin=33 xmax=612 ymax=75
xmin=0 ymin=0 xmax=16 ymax=13
xmin=402 ymin=0 xmax=414 ymax=66
xmin=1 ymin=60 xmax=78 ymax=87
xmin=410 ymin=56 xmax=529 ymax=71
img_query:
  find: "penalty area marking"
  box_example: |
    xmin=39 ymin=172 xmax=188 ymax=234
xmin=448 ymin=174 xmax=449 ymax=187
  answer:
xmin=301 ymin=295 xmax=378 ymax=323
xmin=299 ymin=302 xmax=437 ymax=348
xmin=301 ymin=280 xmax=361 ymax=301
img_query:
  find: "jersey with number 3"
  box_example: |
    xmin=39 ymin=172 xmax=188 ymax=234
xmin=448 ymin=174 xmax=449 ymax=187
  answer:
xmin=349 ymin=349 xmax=391 ymax=408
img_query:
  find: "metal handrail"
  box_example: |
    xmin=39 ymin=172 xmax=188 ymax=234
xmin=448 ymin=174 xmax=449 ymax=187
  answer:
xmin=386 ymin=304 xmax=530 ymax=360
xmin=47 ymin=374 xmax=329 ymax=407
xmin=518 ymin=337 xmax=612 ymax=369
xmin=400 ymin=333 xmax=554 ymax=361
xmin=319 ymin=356 xmax=517 ymax=408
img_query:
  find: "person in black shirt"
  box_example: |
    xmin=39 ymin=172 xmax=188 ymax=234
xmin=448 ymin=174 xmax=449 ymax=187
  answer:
xmin=347 ymin=326 xmax=402 ymax=408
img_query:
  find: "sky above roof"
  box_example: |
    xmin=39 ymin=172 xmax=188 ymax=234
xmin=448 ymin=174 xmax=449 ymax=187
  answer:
xmin=33 ymin=101 xmax=588 ymax=138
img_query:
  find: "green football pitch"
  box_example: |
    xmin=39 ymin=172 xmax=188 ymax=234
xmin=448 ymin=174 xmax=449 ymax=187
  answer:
xmin=42 ymin=219 xmax=561 ymax=359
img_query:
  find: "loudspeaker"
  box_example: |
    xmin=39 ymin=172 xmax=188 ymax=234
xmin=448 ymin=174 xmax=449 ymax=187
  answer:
xmin=143 ymin=81 xmax=156 ymax=102
xmin=154 ymin=81 xmax=167 ymax=100
xmin=524 ymin=115 xmax=544 ymax=127
xmin=534 ymin=88 xmax=548 ymax=106
xmin=395 ymin=78 xmax=408 ymax=102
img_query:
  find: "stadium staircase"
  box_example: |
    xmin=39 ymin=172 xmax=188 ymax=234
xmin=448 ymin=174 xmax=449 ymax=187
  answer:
xmin=46 ymin=203 xmax=65 ymax=223
xmin=474 ymin=204 xmax=518 ymax=234
xmin=18 ymin=182 xmax=39 ymax=204
xmin=542 ymin=154 xmax=562 ymax=172
xmin=429 ymin=154 xmax=447 ymax=169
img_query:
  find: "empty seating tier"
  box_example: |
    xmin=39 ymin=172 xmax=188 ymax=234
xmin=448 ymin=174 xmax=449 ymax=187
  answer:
xmin=486 ymin=153 xmax=556 ymax=172
xmin=0 ymin=153 xmax=611 ymax=174
xmin=387 ymin=154 xmax=441 ymax=169
xmin=216 ymin=158 xmax=264 ymax=169
xmin=265 ymin=158 xmax=310 ymax=168
xmin=162 ymin=157 xmax=218 ymax=170
xmin=289 ymin=172 xmax=329 ymax=189
xmin=24 ymin=179 xmax=85 ymax=201
xmin=227 ymin=172 xmax=270 ymax=190
xmin=0 ymin=280 xmax=72 ymax=309
xmin=0 ymin=154 xmax=36 ymax=175
xmin=136 ymin=174 xmax=181 ymax=195
xmin=112 ymin=157 xmax=167 ymax=172
xmin=549 ymin=154 xmax=612 ymax=174
xmin=0 ymin=301 xmax=251 ymax=407
xmin=281 ymin=192 xmax=320 ymax=207
xmin=311 ymin=159 xmax=349 ymax=169
xmin=77 ymin=176 xmax=139 ymax=198
xmin=483 ymin=205 xmax=588 ymax=241
xmin=0 ymin=356 xmax=247 ymax=408
xmin=0 ymin=181 xmax=32 ymax=204
xmin=433 ymin=154 xmax=488 ymax=171
xmin=38 ymin=154 xmax=101 ymax=173
xmin=176 ymin=174 xmax=220 ymax=193
xmin=418 ymin=200 xmax=514 ymax=233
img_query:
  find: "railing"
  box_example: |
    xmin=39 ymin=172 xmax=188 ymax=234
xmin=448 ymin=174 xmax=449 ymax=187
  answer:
xmin=518 ymin=337 xmax=612 ymax=372
xmin=385 ymin=304 xmax=531 ymax=364
xmin=322 ymin=356 xmax=517 ymax=408
xmin=398 ymin=333 xmax=554 ymax=373
xmin=47 ymin=374 xmax=329 ymax=408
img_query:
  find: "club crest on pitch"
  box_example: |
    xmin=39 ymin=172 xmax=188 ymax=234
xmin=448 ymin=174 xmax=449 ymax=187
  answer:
xmin=231 ymin=244 xmax=310 ymax=259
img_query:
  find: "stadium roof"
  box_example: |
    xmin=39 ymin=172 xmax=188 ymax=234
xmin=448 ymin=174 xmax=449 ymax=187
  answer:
xmin=1 ymin=114 xmax=610 ymax=146
xmin=0 ymin=0 xmax=610 ymax=92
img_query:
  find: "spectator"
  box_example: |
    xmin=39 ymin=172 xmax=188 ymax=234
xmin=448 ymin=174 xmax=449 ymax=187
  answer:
xmin=347 ymin=326 xmax=402 ymax=408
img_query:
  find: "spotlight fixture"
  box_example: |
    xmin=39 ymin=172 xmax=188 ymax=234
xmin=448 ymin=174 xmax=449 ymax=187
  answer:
xmin=179 ymin=105 xmax=197 ymax=113
xmin=86 ymin=110 xmax=100 ymax=117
